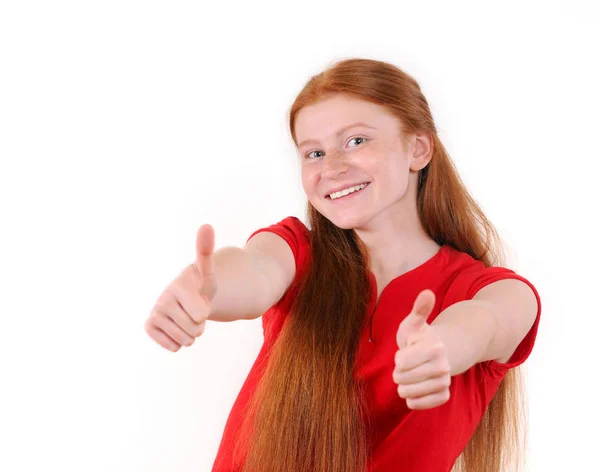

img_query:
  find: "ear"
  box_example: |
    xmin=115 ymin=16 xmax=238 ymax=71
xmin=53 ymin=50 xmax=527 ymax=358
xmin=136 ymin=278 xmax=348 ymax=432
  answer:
xmin=409 ymin=131 xmax=433 ymax=171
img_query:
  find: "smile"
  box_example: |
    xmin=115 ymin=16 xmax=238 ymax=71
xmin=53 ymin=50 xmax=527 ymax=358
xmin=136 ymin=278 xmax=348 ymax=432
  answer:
xmin=327 ymin=182 xmax=370 ymax=200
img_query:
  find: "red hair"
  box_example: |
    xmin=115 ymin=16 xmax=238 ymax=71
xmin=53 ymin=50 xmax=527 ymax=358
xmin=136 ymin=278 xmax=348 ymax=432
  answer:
xmin=235 ymin=58 xmax=527 ymax=472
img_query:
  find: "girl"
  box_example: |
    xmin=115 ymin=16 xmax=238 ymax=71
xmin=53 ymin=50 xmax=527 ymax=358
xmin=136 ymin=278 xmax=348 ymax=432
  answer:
xmin=145 ymin=58 xmax=541 ymax=472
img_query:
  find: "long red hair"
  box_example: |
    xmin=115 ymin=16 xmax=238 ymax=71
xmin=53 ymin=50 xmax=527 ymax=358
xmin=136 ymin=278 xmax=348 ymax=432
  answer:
xmin=235 ymin=58 xmax=527 ymax=472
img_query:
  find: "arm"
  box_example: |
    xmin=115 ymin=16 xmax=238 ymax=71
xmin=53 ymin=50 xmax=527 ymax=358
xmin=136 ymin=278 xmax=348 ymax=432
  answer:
xmin=393 ymin=280 xmax=538 ymax=409
xmin=208 ymin=232 xmax=296 ymax=322
xmin=429 ymin=299 xmax=496 ymax=376
xmin=430 ymin=279 xmax=538 ymax=376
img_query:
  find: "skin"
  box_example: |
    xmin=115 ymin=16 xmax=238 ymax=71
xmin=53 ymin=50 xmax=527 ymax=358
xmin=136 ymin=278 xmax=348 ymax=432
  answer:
xmin=294 ymin=93 xmax=442 ymax=296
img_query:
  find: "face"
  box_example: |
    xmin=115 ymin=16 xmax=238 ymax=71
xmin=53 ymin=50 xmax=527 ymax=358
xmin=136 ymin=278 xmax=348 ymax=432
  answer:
xmin=294 ymin=94 xmax=431 ymax=230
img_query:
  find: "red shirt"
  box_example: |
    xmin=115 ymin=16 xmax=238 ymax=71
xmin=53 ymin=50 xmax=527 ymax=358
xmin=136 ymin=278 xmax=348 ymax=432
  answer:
xmin=212 ymin=216 xmax=542 ymax=472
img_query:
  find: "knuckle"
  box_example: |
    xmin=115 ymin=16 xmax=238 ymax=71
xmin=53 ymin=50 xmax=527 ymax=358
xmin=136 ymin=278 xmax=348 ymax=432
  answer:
xmin=164 ymin=286 xmax=186 ymax=311
xmin=175 ymin=331 xmax=191 ymax=346
xmin=195 ymin=321 xmax=206 ymax=337
xmin=437 ymin=360 xmax=450 ymax=374
xmin=158 ymin=337 xmax=177 ymax=351
xmin=156 ymin=306 xmax=181 ymax=328
xmin=189 ymin=304 xmax=207 ymax=324
xmin=152 ymin=311 xmax=170 ymax=328
xmin=147 ymin=313 xmax=165 ymax=331
xmin=150 ymin=307 xmax=167 ymax=320
xmin=158 ymin=285 xmax=177 ymax=305
xmin=154 ymin=300 xmax=172 ymax=319
xmin=181 ymin=294 xmax=209 ymax=325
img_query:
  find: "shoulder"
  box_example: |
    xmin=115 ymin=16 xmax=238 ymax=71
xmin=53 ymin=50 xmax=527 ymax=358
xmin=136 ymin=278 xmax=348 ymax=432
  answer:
xmin=442 ymin=245 xmax=538 ymax=302
xmin=247 ymin=216 xmax=310 ymax=251
xmin=246 ymin=216 xmax=312 ymax=285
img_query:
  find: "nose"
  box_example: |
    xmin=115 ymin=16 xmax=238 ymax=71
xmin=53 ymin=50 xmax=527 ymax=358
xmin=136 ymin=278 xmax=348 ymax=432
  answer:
xmin=321 ymin=149 xmax=349 ymax=179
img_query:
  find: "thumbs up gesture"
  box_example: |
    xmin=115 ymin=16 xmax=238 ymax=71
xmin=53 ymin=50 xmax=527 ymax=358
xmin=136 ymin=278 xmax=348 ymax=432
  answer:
xmin=393 ymin=289 xmax=451 ymax=410
xmin=145 ymin=224 xmax=218 ymax=352
xmin=192 ymin=224 xmax=218 ymax=303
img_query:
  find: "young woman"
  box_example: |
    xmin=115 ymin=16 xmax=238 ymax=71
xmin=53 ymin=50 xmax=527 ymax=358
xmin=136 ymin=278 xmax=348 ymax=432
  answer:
xmin=145 ymin=58 xmax=541 ymax=472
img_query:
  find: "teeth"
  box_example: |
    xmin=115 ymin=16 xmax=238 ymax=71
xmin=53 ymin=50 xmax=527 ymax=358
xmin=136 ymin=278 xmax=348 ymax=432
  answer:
xmin=329 ymin=183 xmax=368 ymax=200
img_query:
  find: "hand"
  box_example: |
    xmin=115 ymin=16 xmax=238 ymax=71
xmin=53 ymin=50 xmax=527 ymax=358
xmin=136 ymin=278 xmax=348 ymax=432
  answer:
xmin=145 ymin=224 xmax=218 ymax=352
xmin=393 ymin=289 xmax=451 ymax=410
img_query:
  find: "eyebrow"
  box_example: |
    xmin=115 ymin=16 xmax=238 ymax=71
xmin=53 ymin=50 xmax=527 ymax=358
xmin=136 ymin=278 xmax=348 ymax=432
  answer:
xmin=297 ymin=122 xmax=377 ymax=149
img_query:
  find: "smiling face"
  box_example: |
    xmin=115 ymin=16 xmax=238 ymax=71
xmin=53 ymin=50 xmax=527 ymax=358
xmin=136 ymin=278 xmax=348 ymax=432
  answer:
xmin=294 ymin=93 xmax=430 ymax=230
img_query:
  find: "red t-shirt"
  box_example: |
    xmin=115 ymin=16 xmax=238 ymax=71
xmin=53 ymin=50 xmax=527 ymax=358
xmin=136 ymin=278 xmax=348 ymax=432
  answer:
xmin=212 ymin=216 xmax=542 ymax=472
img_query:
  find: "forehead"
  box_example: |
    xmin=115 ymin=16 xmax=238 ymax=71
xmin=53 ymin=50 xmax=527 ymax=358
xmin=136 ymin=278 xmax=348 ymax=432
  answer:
xmin=294 ymin=94 xmax=400 ymax=143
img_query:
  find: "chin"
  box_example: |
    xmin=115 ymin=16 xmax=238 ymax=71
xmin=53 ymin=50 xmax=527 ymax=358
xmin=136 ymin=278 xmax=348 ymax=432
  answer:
xmin=322 ymin=211 xmax=367 ymax=231
xmin=309 ymin=199 xmax=369 ymax=229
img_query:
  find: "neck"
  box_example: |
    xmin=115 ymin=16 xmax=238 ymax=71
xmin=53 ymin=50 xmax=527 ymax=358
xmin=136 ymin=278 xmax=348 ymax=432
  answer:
xmin=354 ymin=202 xmax=440 ymax=287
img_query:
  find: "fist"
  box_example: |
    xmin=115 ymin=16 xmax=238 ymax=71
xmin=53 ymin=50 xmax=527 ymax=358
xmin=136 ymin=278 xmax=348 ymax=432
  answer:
xmin=392 ymin=289 xmax=451 ymax=410
xmin=145 ymin=224 xmax=218 ymax=352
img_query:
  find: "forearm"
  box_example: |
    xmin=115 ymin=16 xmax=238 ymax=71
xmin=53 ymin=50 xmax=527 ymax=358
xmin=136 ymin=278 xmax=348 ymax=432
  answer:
xmin=430 ymin=300 xmax=497 ymax=376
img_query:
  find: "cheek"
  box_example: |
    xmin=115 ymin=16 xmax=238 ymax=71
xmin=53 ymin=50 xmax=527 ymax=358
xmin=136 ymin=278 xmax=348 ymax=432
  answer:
xmin=384 ymin=166 xmax=408 ymax=189
xmin=301 ymin=166 xmax=319 ymax=192
xmin=372 ymin=160 xmax=409 ymax=197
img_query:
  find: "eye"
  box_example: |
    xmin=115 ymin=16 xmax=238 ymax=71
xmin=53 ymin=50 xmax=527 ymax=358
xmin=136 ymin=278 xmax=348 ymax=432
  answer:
xmin=304 ymin=137 xmax=367 ymax=159
xmin=348 ymin=136 xmax=368 ymax=147
xmin=306 ymin=150 xmax=324 ymax=159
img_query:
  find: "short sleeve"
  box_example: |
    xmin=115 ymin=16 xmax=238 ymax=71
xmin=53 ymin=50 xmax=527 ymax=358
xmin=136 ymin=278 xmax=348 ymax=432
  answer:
xmin=246 ymin=216 xmax=311 ymax=339
xmin=450 ymin=266 xmax=542 ymax=377
xmin=246 ymin=216 xmax=310 ymax=275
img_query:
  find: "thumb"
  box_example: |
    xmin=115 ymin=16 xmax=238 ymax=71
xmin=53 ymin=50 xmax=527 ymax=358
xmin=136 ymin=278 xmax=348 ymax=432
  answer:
xmin=195 ymin=224 xmax=215 ymax=278
xmin=396 ymin=289 xmax=436 ymax=348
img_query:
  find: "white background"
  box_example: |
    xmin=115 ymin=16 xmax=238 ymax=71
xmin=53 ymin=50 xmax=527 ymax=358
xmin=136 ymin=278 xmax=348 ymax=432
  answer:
xmin=1 ymin=1 xmax=598 ymax=471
